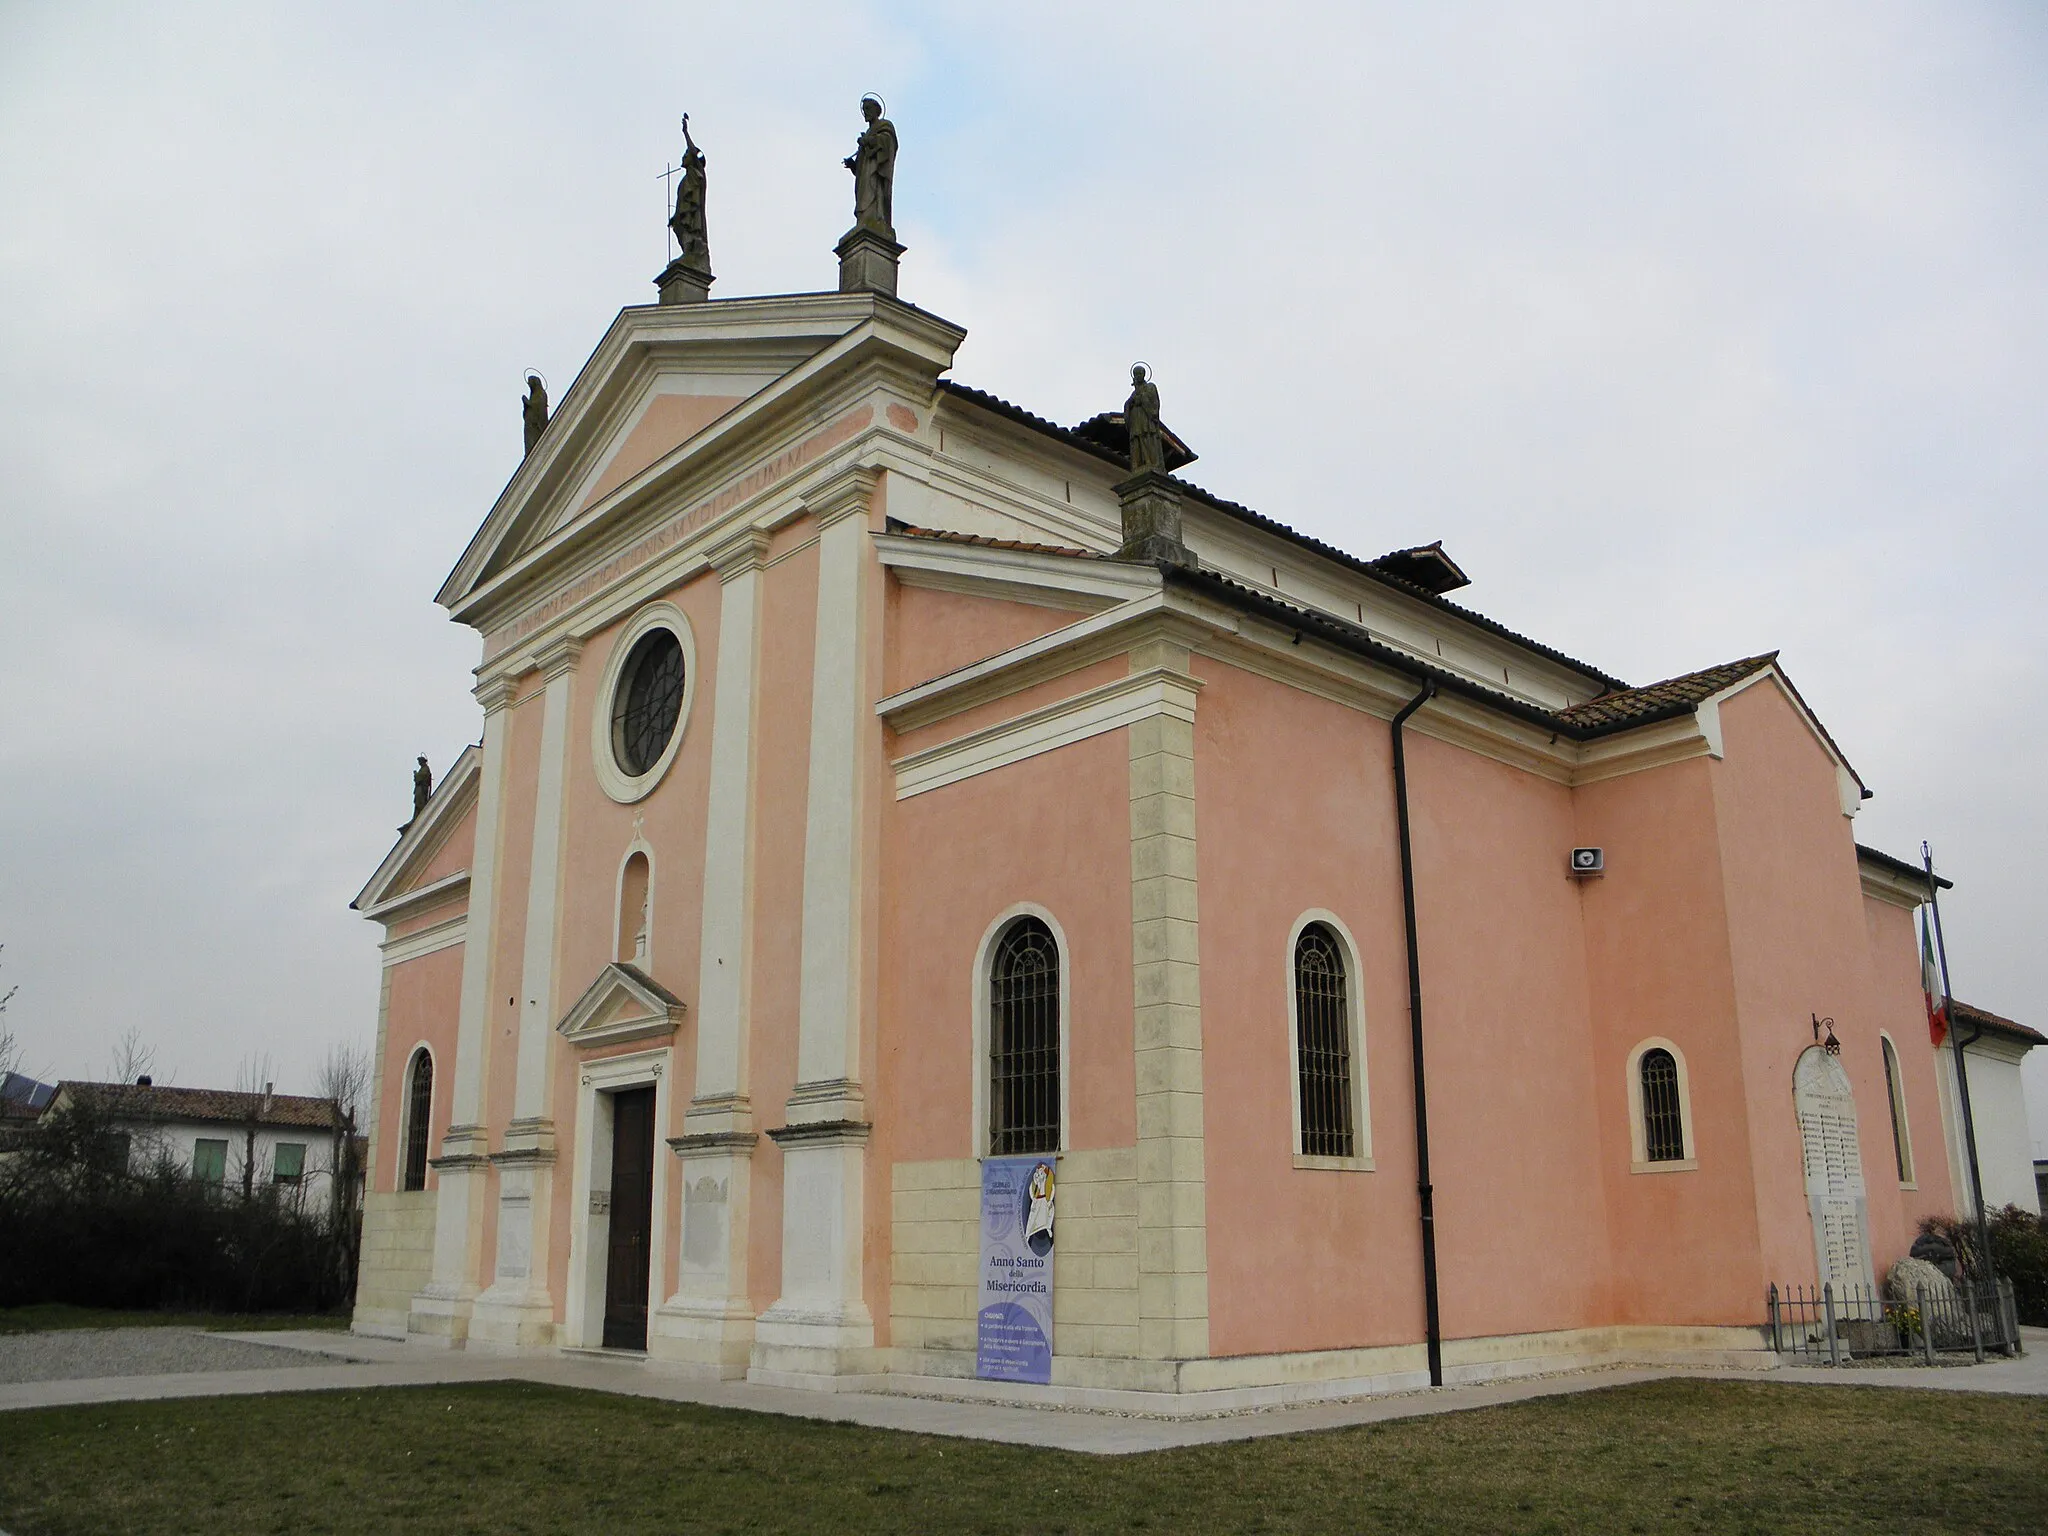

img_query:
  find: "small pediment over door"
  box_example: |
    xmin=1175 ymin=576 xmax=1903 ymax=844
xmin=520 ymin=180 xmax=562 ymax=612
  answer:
xmin=555 ymin=964 xmax=687 ymax=1048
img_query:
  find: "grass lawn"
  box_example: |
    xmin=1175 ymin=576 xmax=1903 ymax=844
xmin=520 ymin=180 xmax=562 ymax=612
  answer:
xmin=0 ymin=1304 xmax=350 ymax=1335
xmin=1 ymin=1378 xmax=2044 ymax=1535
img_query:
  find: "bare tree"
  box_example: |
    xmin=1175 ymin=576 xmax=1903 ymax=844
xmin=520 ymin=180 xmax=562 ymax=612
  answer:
xmin=317 ymin=1040 xmax=372 ymax=1295
xmin=231 ymin=1053 xmax=276 ymax=1201
xmin=316 ymin=1041 xmax=371 ymax=1126
xmin=106 ymin=1023 xmax=158 ymax=1086
xmin=0 ymin=944 xmax=20 ymax=1083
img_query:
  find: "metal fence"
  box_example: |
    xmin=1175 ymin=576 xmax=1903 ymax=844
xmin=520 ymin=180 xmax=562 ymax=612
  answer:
xmin=1767 ymin=1278 xmax=2022 ymax=1365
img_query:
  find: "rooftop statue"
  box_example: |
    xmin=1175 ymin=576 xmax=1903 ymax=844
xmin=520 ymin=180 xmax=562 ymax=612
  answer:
xmin=411 ymin=755 xmax=433 ymax=819
xmin=1125 ymin=365 xmax=1164 ymax=475
xmin=521 ymin=374 xmax=548 ymax=456
xmin=844 ymin=95 xmax=898 ymax=239
xmin=668 ymin=114 xmax=710 ymax=273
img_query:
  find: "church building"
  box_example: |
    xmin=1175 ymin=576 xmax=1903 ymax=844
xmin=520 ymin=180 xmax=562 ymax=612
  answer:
xmin=350 ymin=104 xmax=1972 ymax=1405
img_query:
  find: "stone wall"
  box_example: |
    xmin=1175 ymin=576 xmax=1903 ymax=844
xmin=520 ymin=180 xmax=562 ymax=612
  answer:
xmin=890 ymin=1148 xmax=1139 ymax=1374
xmin=352 ymin=1189 xmax=437 ymax=1337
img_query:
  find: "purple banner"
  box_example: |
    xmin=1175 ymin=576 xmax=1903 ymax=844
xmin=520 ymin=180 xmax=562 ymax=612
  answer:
xmin=975 ymin=1155 xmax=1056 ymax=1383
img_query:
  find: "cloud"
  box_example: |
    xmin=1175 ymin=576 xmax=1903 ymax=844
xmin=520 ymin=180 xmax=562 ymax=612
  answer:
xmin=1 ymin=3 xmax=2043 ymax=1140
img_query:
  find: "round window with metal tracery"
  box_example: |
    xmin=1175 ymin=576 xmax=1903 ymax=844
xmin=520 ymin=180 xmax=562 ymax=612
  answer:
xmin=611 ymin=629 xmax=685 ymax=776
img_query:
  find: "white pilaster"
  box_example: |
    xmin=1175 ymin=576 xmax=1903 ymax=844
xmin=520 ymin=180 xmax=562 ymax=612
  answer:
xmin=411 ymin=673 xmax=517 ymax=1343
xmin=471 ymin=634 xmax=580 ymax=1348
xmin=1128 ymin=640 xmax=1210 ymax=1362
xmin=752 ymin=468 xmax=879 ymax=1385
xmin=655 ymin=528 xmax=769 ymax=1374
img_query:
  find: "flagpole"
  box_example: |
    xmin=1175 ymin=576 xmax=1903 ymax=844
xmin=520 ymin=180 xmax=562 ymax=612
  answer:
xmin=1924 ymin=841 xmax=1994 ymax=1282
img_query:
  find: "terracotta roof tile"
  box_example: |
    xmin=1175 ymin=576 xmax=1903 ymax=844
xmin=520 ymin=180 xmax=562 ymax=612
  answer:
xmin=935 ymin=379 xmax=1629 ymax=691
xmin=57 ymin=1082 xmax=345 ymax=1130
xmin=888 ymin=523 xmax=1102 ymax=560
xmin=1952 ymin=1001 xmax=2046 ymax=1048
xmin=1555 ymin=654 xmax=1778 ymax=731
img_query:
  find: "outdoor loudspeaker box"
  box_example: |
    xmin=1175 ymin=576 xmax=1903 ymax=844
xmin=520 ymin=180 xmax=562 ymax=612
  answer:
xmin=1569 ymin=847 xmax=1605 ymax=877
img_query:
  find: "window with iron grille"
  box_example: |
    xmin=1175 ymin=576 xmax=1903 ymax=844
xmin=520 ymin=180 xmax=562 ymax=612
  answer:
xmin=989 ymin=917 xmax=1060 ymax=1156
xmin=1640 ymin=1048 xmax=1685 ymax=1162
xmin=403 ymin=1048 xmax=433 ymax=1192
xmin=1294 ymin=924 xmax=1355 ymax=1158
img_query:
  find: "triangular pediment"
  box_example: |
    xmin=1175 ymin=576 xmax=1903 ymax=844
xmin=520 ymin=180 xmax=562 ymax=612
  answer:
xmin=555 ymin=963 xmax=687 ymax=1048
xmin=353 ymin=745 xmax=482 ymax=920
xmin=437 ymin=294 xmax=967 ymax=622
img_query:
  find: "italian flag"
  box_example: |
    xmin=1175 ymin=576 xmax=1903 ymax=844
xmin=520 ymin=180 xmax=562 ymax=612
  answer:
xmin=1922 ymin=910 xmax=1949 ymax=1047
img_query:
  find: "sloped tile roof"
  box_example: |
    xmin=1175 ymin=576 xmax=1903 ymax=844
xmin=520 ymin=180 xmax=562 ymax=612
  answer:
xmin=1855 ymin=843 xmax=1952 ymax=892
xmin=1952 ymin=1001 xmax=2046 ymax=1048
xmin=1554 ymin=654 xmax=1779 ymax=731
xmin=58 ymin=1082 xmax=344 ymax=1130
xmin=935 ymin=379 xmax=1629 ymax=691
xmin=888 ymin=523 xmax=1103 ymax=561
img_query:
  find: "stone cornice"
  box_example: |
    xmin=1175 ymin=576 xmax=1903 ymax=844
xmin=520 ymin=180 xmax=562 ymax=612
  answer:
xmin=443 ymin=295 xmax=963 ymax=627
xmin=801 ymin=463 xmax=880 ymax=529
xmin=873 ymin=530 xmax=1154 ymax=616
xmin=474 ymin=675 xmax=520 ymax=714
xmin=877 ymin=580 xmax=1765 ymax=796
xmin=1858 ymin=859 xmax=1932 ymax=912
xmin=362 ymin=871 xmax=471 ymax=928
xmin=705 ymin=526 xmax=773 ymax=579
xmin=532 ymin=634 xmax=584 ymax=682
xmin=667 ymin=1130 xmax=761 ymax=1156
xmin=352 ymin=744 xmax=482 ymax=916
xmin=763 ymin=1119 xmax=872 ymax=1148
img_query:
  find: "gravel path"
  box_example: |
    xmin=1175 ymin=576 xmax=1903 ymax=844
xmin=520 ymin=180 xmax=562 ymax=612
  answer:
xmin=0 ymin=1328 xmax=337 ymax=1385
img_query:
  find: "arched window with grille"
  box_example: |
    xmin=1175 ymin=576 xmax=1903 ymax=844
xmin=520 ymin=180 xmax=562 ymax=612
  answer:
xmin=987 ymin=916 xmax=1061 ymax=1156
xmin=1293 ymin=924 xmax=1355 ymax=1158
xmin=1881 ymin=1034 xmax=1914 ymax=1185
xmin=1640 ymin=1050 xmax=1684 ymax=1162
xmin=402 ymin=1047 xmax=433 ymax=1192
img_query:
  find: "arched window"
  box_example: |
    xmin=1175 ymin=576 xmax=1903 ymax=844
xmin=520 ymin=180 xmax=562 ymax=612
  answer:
xmin=989 ymin=917 xmax=1060 ymax=1156
xmin=1639 ymin=1048 xmax=1685 ymax=1163
xmin=1294 ymin=924 xmax=1355 ymax=1158
xmin=1881 ymin=1035 xmax=1914 ymax=1185
xmin=402 ymin=1048 xmax=433 ymax=1192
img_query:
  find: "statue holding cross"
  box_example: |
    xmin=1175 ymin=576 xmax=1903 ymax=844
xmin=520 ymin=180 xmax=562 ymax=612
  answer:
xmin=654 ymin=113 xmax=714 ymax=303
xmin=668 ymin=114 xmax=709 ymax=273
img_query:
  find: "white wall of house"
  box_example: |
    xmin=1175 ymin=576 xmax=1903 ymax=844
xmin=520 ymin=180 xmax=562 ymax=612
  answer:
xmin=116 ymin=1118 xmax=344 ymax=1210
xmin=1937 ymin=1040 xmax=2041 ymax=1216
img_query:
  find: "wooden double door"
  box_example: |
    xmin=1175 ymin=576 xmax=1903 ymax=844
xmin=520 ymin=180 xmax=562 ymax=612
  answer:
xmin=602 ymin=1086 xmax=656 ymax=1351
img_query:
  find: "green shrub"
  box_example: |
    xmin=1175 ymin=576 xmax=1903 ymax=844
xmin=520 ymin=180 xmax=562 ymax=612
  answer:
xmin=1917 ymin=1208 xmax=2048 ymax=1327
xmin=0 ymin=1101 xmax=357 ymax=1315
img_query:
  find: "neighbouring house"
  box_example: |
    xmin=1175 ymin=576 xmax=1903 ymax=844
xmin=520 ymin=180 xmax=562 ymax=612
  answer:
xmin=0 ymin=1071 xmax=56 ymax=1155
xmin=1933 ymin=1002 xmax=2043 ymax=1216
xmin=44 ymin=1080 xmax=359 ymax=1215
xmin=348 ymin=133 xmax=1988 ymax=1407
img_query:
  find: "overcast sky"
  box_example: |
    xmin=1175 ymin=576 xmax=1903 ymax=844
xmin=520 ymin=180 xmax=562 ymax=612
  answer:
xmin=2 ymin=3 xmax=2043 ymax=1148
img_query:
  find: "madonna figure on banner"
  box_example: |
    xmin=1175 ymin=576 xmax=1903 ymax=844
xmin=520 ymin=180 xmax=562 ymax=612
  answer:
xmin=1023 ymin=1161 xmax=1055 ymax=1256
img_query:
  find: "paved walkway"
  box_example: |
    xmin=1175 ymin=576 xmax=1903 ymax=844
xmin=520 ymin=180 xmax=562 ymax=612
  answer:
xmin=3 ymin=1328 xmax=2043 ymax=1456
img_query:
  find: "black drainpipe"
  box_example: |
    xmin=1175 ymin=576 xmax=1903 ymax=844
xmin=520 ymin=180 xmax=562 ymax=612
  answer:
xmin=1391 ymin=680 xmax=1443 ymax=1387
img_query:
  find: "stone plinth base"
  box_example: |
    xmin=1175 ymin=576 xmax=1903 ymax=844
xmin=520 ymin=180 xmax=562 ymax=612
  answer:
xmin=467 ymin=1285 xmax=559 ymax=1350
xmin=1114 ymin=469 xmax=1197 ymax=568
xmin=836 ymin=226 xmax=904 ymax=296
xmin=406 ymin=1285 xmax=476 ymax=1346
xmin=650 ymin=1297 xmax=756 ymax=1377
xmin=655 ymin=258 xmax=714 ymax=304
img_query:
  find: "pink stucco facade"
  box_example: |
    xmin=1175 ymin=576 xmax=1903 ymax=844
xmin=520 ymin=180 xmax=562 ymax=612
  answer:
xmin=350 ymin=286 xmax=1958 ymax=1401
